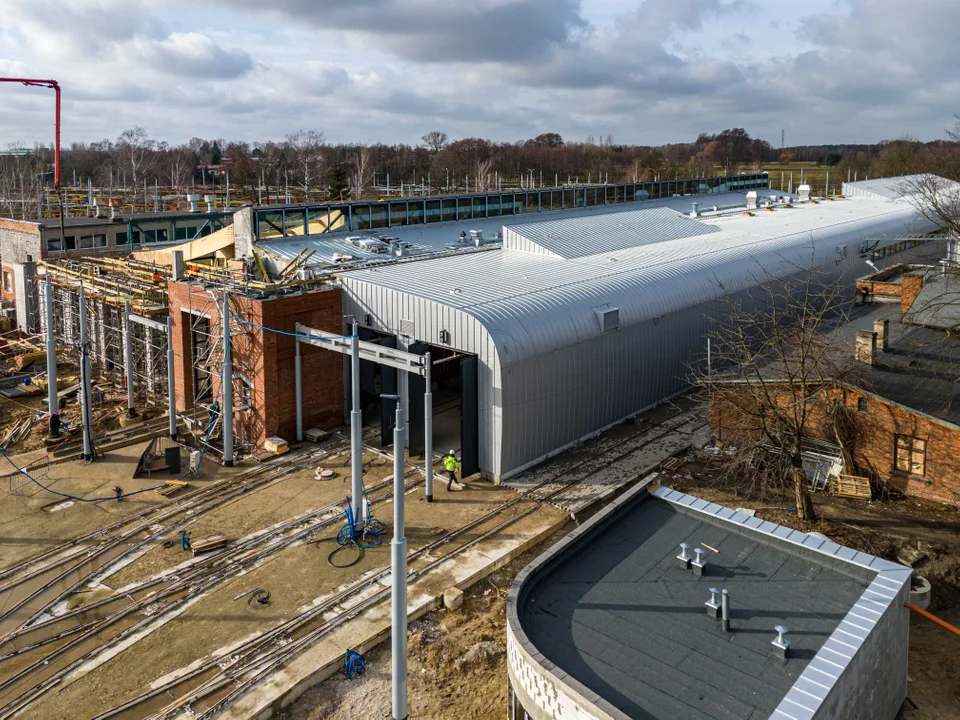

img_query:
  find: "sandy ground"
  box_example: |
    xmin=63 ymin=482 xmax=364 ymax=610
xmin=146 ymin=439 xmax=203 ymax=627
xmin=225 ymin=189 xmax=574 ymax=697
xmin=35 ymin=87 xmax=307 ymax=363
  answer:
xmin=282 ymin=527 xmax=572 ymax=720
xmin=23 ymin=473 xmax=537 ymax=720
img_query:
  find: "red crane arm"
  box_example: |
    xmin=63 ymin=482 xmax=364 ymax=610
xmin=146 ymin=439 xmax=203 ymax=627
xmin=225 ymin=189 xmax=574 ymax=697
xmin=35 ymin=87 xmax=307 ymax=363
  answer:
xmin=0 ymin=78 xmax=61 ymax=188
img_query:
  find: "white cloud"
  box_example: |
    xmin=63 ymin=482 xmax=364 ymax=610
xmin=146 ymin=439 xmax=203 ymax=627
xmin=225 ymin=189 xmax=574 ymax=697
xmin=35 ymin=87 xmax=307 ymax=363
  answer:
xmin=0 ymin=0 xmax=956 ymax=146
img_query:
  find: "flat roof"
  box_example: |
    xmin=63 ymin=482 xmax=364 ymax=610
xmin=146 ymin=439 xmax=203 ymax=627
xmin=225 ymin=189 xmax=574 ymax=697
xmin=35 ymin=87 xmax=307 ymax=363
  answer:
xmin=518 ymin=494 xmax=870 ymax=719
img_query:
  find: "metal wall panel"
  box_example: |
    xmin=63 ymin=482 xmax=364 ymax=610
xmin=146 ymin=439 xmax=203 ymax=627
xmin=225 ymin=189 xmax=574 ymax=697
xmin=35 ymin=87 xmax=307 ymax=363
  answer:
xmin=341 ymin=194 xmax=941 ymax=480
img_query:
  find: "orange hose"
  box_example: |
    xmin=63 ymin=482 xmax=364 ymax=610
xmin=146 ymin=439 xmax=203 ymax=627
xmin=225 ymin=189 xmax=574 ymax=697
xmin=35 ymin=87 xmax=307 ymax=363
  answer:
xmin=905 ymin=603 xmax=960 ymax=636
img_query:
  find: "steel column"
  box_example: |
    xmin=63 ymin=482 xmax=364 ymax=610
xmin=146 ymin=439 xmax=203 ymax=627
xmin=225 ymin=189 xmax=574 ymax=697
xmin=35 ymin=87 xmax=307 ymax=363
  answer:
xmin=424 ymin=351 xmax=433 ymax=502
xmin=389 ymin=394 xmax=408 ymax=720
xmin=350 ymin=322 xmax=363 ymax=525
xmin=167 ymin=317 xmax=177 ymax=440
xmin=294 ymin=334 xmax=303 ymax=442
xmin=222 ymin=293 xmax=234 ymax=466
xmin=44 ymin=279 xmax=59 ymax=436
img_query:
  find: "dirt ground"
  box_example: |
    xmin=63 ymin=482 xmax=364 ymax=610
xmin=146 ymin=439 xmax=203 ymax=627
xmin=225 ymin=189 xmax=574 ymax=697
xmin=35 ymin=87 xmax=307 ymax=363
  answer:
xmin=282 ymin=526 xmax=573 ymax=720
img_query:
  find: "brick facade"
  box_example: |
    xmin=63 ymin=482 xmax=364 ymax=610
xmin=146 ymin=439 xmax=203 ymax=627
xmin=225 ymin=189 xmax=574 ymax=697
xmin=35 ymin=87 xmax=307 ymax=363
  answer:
xmin=900 ymin=273 xmax=923 ymax=313
xmin=712 ymin=384 xmax=960 ymax=507
xmin=168 ymin=280 xmax=344 ymax=453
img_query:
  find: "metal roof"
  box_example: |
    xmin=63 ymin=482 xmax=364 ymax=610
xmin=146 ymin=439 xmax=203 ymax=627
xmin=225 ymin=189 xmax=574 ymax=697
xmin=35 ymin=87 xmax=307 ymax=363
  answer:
xmin=256 ymin=190 xmax=770 ymax=266
xmin=503 ymin=206 xmax=720 ymax=259
xmin=341 ymin=194 xmax=937 ymax=366
xmin=842 ymin=174 xmax=927 ymax=200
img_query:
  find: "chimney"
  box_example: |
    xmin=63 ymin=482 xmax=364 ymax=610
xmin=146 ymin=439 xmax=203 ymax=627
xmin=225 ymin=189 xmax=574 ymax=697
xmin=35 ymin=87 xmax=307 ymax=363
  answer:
xmin=855 ymin=331 xmax=877 ymax=365
xmin=873 ymin=318 xmax=889 ymax=351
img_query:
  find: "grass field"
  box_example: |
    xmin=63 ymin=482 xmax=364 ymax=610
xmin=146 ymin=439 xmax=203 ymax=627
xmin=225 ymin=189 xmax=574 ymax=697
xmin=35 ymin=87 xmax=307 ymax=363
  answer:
xmin=759 ymin=161 xmax=853 ymax=196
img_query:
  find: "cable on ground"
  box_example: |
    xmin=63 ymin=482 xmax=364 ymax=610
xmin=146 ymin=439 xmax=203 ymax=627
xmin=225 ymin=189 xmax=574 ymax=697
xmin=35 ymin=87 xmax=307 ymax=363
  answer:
xmin=0 ymin=446 xmax=165 ymax=503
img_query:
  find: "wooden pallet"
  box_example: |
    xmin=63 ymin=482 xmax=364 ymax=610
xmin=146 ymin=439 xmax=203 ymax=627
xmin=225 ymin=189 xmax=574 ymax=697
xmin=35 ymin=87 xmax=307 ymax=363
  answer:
xmin=156 ymin=480 xmax=189 ymax=498
xmin=831 ymin=474 xmax=872 ymax=499
xmin=192 ymin=532 xmax=226 ymax=555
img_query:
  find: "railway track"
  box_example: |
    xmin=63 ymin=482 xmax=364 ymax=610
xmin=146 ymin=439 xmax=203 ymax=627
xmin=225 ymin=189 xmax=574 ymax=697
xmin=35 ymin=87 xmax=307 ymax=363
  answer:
xmin=0 ymin=444 xmax=343 ymax=641
xmin=1 ymin=401 xmax=696 ymax=719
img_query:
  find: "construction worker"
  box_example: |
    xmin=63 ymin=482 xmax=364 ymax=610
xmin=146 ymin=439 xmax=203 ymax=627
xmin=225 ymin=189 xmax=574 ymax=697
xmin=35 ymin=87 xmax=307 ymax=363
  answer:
xmin=444 ymin=450 xmax=464 ymax=491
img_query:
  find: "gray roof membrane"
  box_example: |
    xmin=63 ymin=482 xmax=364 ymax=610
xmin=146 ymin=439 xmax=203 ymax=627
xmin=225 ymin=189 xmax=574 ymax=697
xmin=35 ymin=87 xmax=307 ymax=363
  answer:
xmin=519 ymin=497 xmax=869 ymax=719
xmin=504 ymin=206 xmax=721 ymax=259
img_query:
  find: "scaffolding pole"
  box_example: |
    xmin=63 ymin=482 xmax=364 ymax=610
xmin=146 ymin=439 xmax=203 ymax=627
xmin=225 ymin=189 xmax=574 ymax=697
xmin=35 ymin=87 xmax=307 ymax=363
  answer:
xmin=44 ymin=278 xmax=59 ymax=436
xmin=79 ymin=285 xmax=94 ymax=461
xmin=123 ymin=299 xmax=136 ymax=417
xmin=350 ymin=322 xmax=363 ymax=525
xmin=167 ymin=316 xmax=177 ymax=439
xmin=222 ymin=292 xmax=233 ymax=466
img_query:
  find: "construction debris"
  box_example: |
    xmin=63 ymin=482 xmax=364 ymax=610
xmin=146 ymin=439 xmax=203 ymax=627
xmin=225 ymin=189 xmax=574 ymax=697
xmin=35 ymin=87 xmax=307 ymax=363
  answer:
xmin=191 ymin=532 xmax=227 ymax=555
xmin=263 ymin=436 xmax=289 ymax=455
xmin=156 ymin=480 xmax=190 ymax=498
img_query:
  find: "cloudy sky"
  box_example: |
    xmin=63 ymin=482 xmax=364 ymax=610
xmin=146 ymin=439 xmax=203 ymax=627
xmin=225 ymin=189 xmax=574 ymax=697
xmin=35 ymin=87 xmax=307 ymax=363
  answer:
xmin=0 ymin=0 xmax=957 ymax=148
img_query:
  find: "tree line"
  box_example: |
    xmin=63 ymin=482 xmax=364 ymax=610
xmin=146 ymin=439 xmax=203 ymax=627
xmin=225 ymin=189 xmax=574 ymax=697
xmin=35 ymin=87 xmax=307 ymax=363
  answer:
xmin=2 ymin=124 xmax=958 ymax=217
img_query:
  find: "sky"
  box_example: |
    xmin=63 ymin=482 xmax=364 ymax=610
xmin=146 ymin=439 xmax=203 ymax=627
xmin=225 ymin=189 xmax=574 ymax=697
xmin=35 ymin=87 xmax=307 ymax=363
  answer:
xmin=0 ymin=0 xmax=958 ymax=149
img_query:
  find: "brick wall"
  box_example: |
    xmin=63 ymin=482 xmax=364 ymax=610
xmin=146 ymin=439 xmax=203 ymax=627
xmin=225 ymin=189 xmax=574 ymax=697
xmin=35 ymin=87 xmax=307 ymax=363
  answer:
xmin=0 ymin=220 xmax=42 ymax=265
xmin=1 ymin=262 xmax=16 ymax=303
xmin=856 ymin=279 xmax=903 ymax=303
xmin=711 ymin=384 xmax=960 ymax=506
xmin=168 ymin=280 xmax=344 ymax=452
xmin=900 ymin=273 xmax=923 ymax=314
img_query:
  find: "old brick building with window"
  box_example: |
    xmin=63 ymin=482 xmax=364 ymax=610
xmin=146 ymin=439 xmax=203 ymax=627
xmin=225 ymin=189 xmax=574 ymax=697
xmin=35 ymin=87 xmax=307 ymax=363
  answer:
xmin=712 ymin=298 xmax=960 ymax=508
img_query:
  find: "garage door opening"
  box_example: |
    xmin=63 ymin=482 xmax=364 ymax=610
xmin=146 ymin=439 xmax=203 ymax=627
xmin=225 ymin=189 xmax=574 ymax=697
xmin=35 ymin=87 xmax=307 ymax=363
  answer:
xmin=408 ymin=344 xmax=478 ymax=477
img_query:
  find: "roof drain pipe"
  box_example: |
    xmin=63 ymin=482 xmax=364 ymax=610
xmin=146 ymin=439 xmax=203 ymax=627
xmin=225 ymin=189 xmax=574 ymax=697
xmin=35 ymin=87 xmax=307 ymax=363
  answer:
xmin=721 ymin=589 xmax=730 ymax=633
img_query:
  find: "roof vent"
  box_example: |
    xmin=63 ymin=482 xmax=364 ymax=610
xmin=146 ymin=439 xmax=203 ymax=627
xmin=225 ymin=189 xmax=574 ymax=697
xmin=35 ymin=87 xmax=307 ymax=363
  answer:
xmin=746 ymin=191 xmax=759 ymax=210
xmin=594 ymin=306 xmax=619 ymax=333
xmin=798 ymin=184 xmax=812 ymax=202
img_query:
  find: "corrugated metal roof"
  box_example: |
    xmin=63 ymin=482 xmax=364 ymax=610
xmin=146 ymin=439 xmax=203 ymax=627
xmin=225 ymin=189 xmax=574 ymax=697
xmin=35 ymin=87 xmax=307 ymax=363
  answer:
xmin=341 ymin=195 xmax=937 ymax=366
xmin=503 ymin=206 xmax=720 ymax=259
xmin=255 ymin=190 xmax=769 ymax=266
xmin=842 ymin=175 xmax=925 ymax=199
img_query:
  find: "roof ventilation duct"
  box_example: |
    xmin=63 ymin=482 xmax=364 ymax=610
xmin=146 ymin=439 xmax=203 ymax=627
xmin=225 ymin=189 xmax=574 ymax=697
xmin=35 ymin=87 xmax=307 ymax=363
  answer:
xmin=746 ymin=191 xmax=759 ymax=210
xmin=594 ymin=306 xmax=620 ymax=333
xmin=690 ymin=202 xmax=700 ymax=218
xmin=187 ymin=194 xmax=201 ymax=213
xmin=798 ymin=184 xmax=812 ymax=202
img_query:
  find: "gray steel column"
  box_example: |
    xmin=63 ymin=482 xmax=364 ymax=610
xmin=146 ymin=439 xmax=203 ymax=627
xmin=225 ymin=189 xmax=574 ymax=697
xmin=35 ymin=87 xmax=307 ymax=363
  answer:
xmin=78 ymin=285 xmax=93 ymax=461
xmin=167 ymin=317 xmax=177 ymax=440
xmin=294 ymin=334 xmax=303 ymax=442
xmin=44 ymin=278 xmax=59 ymax=437
xmin=123 ymin=300 xmax=136 ymax=417
xmin=222 ymin=293 xmax=234 ymax=466
xmin=389 ymin=395 xmax=407 ymax=720
xmin=424 ymin=351 xmax=433 ymax=502
xmin=350 ymin=322 xmax=363 ymax=524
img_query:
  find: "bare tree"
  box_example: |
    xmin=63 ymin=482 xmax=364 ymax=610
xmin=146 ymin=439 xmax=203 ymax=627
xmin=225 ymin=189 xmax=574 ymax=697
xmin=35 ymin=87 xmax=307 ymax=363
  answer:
xmin=349 ymin=146 xmax=375 ymax=200
xmin=286 ymin=129 xmax=326 ymax=198
xmin=422 ymin=131 xmax=448 ymax=153
xmin=116 ymin=126 xmax=156 ymax=208
xmin=167 ymin=147 xmax=196 ymax=199
xmin=700 ymin=263 xmax=861 ymax=520
xmin=474 ymin=158 xmax=493 ymax=191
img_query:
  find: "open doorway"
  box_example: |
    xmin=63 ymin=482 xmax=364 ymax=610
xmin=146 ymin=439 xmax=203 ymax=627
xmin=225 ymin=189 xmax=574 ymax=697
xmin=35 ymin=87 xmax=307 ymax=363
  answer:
xmin=408 ymin=344 xmax=478 ymax=476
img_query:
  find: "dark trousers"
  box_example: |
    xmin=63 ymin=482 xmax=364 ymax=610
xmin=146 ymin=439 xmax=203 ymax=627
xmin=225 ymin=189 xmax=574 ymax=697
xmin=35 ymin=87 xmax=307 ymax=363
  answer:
xmin=447 ymin=470 xmax=458 ymax=490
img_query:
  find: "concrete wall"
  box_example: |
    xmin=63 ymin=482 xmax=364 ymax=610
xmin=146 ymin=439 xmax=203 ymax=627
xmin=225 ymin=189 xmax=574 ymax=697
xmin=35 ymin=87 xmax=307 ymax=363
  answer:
xmin=0 ymin=219 xmax=42 ymax=265
xmin=811 ymin=579 xmax=910 ymax=720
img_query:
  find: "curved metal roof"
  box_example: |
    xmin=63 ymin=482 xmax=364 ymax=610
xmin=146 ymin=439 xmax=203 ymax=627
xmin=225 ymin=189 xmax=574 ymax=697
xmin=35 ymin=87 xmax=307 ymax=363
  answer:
xmin=341 ymin=195 xmax=937 ymax=367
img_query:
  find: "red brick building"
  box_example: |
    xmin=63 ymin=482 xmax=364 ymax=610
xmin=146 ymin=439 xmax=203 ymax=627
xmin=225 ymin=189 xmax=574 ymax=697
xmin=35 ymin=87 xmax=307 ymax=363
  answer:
xmin=711 ymin=302 xmax=960 ymax=507
xmin=168 ymin=280 xmax=344 ymax=452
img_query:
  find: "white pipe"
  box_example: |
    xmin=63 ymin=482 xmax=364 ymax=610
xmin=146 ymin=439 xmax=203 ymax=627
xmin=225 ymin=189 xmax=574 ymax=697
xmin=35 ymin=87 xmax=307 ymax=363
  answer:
xmin=350 ymin=322 xmax=363 ymax=524
xmin=124 ymin=300 xmax=135 ymax=417
xmin=167 ymin=317 xmax=177 ymax=439
xmin=79 ymin=285 xmax=94 ymax=461
xmin=424 ymin=351 xmax=433 ymax=502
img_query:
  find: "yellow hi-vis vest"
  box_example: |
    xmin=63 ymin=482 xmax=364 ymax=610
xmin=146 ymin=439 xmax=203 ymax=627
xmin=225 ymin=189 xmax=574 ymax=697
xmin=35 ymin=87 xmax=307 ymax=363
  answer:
xmin=444 ymin=455 xmax=459 ymax=472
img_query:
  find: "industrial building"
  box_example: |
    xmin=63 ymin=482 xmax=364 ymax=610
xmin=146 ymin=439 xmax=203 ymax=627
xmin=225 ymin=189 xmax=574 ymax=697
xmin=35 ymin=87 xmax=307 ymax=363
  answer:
xmin=0 ymin=174 xmax=942 ymax=479
xmin=506 ymin=482 xmax=913 ymax=720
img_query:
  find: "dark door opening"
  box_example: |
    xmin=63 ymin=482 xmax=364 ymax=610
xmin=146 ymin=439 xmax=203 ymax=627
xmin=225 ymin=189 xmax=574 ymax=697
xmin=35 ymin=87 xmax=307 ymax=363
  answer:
xmin=405 ymin=345 xmax=479 ymax=476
